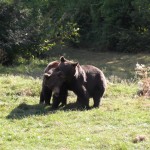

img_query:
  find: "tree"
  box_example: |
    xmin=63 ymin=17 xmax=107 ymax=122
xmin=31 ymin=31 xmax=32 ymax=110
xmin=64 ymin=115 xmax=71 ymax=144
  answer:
xmin=1 ymin=0 xmax=150 ymax=65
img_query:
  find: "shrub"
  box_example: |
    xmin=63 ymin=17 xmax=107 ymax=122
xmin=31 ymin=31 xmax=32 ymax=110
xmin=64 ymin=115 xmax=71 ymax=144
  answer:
xmin=135 ymin=63 xmax=150 ymax=98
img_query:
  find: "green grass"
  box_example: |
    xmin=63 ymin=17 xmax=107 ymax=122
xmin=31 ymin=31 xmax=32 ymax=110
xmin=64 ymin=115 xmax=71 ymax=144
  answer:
xmin=0 ymin=49 xmax=150 ymax=149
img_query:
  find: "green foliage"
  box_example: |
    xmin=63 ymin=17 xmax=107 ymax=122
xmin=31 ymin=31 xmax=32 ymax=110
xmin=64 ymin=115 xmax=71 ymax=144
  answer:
xmin=0 ymin=1 xmax=40 ymax=64
xmin=72 ymin=0 xmax=150 ymax=52
xmin=0 ymin=0 xmax=80 ymax=64
xmin=0 ymin=0 xmax=150 ymax=65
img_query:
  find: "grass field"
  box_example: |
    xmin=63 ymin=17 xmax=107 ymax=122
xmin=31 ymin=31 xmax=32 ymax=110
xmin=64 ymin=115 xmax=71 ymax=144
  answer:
xmin=0 ymin=48 xmax=150 ymax=150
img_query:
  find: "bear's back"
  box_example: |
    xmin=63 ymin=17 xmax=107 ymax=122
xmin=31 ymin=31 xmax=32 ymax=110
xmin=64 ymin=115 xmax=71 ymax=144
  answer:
xmin=81 ymin=65 xmax=107 ymax=91
xmin=44 ymin=61 xmax=59 ymax=73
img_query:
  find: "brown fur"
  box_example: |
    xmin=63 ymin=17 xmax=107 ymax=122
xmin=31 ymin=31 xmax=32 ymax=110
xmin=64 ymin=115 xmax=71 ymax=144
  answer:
xmin=40 ymin=61 xmax=67 ymax=107
xmin=50 ymin=56 xmax=107 ymax=109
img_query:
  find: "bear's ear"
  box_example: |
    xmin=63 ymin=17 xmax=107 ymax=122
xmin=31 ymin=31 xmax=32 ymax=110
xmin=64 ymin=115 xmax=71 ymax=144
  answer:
xmin=44 ymin=73 xmax=51 ymax=78
xmin=60 ymin=56 xmax=66 ymax=62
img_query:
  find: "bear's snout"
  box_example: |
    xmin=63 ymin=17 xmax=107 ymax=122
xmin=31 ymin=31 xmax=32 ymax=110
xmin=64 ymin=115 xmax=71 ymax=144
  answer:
xmin=53 ymin=87 xmax=60 ymax=97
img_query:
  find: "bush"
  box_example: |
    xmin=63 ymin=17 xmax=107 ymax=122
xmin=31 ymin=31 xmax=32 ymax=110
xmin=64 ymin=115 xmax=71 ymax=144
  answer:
xmin=135 ymin=63 xmax=150 ymax=98
xmin=1 ymin=0 xmax=150 ymax=65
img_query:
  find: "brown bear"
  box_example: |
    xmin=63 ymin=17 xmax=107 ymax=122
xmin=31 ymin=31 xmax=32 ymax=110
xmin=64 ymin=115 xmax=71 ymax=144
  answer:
xmin=40 ymin=60 xmax=68 ymax=106
xmin=44 ymin=56 xmax=107 ymax=109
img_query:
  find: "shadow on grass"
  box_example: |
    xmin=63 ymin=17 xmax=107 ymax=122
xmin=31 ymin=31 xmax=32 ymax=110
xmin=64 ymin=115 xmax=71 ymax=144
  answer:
xmin=6 ymin=102 xmax=82 ymax=120
xmin=6 ymin=103 xmax=51 ymax=119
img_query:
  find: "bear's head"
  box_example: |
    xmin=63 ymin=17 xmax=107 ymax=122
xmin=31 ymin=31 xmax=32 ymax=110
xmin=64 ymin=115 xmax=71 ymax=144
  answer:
xmin=58 ymin=56 xmax=79 ymax=79
xmin=59 ymin=56 xmax=87 ymax=82
xmin=44 ymin=56 xmax=86 ymax=97
xmin=43 ymin=68 xmax=66 ymax=96
xmin=43 ymin=56 xmax=79 ymax=97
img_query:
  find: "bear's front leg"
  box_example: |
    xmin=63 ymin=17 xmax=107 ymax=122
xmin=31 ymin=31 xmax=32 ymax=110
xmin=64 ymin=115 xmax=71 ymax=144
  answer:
xmin=74 ymin=85 xmax=90 ymax=109
xmin=60 ymin=85 xmax=68 ymax=106
xmin=52 ymin=95 xmax=61 ymax=109
xmin=52 ymin=87 xmax=68 ymax=109
xmin=42 ymin=86 xmax=52 ymax=105
xmin=39 ymin=91 xmax=44 ymax=104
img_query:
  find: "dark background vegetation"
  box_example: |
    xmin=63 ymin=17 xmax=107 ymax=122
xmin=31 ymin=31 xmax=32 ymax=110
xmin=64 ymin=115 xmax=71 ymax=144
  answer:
xmin=0 ymin=0 xmax=150 ymax=65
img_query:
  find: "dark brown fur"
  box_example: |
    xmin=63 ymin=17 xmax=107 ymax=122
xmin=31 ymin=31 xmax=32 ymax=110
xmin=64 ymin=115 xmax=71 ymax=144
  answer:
xmin=40 ymin=61 xmax=68 ymax=107
xmin=50 ymin=56 xmax=107 ymax=109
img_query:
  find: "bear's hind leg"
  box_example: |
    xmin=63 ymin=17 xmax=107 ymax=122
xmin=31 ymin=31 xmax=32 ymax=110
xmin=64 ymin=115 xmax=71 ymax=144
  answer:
xmin=93 ymin=88 xmax=105 ymax=108
xmin=93 ymin=96 xmax=101 ymax=108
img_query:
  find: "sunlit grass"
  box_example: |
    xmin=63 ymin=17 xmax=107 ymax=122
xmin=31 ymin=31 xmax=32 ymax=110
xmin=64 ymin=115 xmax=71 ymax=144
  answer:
xmin=0 ymin=49 xmax=150 ymax=149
